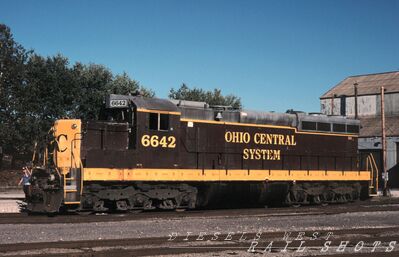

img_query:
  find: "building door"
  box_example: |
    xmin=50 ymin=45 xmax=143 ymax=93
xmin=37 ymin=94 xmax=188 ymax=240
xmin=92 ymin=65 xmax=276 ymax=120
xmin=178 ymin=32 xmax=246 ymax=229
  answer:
xmin=397 ymin=143 xmax=399 ymax=165
xmin=389 ymin=143 xmax=399 ymax=188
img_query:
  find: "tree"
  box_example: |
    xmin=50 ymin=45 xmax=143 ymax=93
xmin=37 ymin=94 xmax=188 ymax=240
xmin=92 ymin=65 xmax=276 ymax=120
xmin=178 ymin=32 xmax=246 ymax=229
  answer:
xmin=0 ymin=24 xmax=31 ymax=159
xmin=0 ymin=23 xmax=155 ymax=166
xmin=169 ymin=83 xmax=242 ymax=109
xmin=21 ymin=54 xmax=78 ymax=153
xmin=71 ymin=65 xmax=155 ymax=120
xmin=108 ymin=72 xmax=155 ymax=97
xmin=71 ymin=63 xmax=114 ymax=120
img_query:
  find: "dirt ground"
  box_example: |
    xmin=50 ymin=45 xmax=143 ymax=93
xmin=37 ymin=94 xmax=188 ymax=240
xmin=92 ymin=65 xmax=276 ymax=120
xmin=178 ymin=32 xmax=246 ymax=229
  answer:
xmin=0 ymin=170 xmax=21 ymax=187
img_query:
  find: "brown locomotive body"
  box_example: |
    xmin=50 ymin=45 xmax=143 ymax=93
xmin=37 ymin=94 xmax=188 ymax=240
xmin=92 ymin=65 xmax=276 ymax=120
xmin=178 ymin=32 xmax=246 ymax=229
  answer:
xmin=27 ymin=94 xmax=373 ymax=213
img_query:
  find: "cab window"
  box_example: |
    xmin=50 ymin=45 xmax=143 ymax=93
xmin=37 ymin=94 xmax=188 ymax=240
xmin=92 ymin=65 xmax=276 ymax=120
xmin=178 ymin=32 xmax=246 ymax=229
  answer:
xmin=149 ymin=112 xmax=169 ymax=131
xmin=100 ymin=108 xmax=130 ymax=123
xmin=159 ymin=114 xmax=169 ymax=130
xmin=149 ymin=113 xmax=158 ymax=130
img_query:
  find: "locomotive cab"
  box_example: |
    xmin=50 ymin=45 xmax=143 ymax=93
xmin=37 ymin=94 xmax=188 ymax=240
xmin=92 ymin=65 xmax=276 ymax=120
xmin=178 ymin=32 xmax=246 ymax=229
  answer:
xmin=81 ymin=94 xmax=180 ymax=167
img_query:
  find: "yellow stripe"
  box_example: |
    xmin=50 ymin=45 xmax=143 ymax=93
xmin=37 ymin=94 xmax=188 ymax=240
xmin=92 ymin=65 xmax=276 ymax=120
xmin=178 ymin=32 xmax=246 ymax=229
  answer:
xmin=83 ymin=168 xmax=370 ymax=182
xmin=181 ymin=118 xmax=292 ymax=129
xmin=180 ymin=118 xmax=358 ymax=137
xmin=137 ymin=108 xmax=181 ymax=115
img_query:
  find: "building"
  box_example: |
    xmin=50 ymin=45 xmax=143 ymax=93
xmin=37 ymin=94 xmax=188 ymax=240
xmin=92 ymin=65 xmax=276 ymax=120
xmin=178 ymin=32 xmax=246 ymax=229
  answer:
xmin=320 ymin=71 xmax=399 ymax=188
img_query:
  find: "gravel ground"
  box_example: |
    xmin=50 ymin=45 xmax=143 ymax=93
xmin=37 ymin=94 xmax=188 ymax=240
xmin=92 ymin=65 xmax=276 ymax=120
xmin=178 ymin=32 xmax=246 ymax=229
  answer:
xmin=1 ymin=195 xmax=399 ymax=256
xmin=1 ymin=210 xmax=399 ymax=245
xmin=1 ymin=209 xmax=399 ymax=256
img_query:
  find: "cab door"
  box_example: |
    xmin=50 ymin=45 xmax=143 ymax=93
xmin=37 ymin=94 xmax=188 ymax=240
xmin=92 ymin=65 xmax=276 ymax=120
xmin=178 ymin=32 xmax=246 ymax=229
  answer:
xmin=136 ymin=111 xmax=180 ymax=168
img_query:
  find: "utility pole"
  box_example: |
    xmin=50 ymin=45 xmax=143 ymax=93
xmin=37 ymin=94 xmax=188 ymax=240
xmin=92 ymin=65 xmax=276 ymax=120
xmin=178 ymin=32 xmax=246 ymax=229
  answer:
xmin=354 ymin=83 xmax=358 ymax=119
xmin=381 ymin=86 xmax=388 ymax=196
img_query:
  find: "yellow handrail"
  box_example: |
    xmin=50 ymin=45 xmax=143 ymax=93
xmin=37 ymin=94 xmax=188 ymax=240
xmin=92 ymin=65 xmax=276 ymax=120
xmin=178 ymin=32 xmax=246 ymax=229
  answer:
xmin=64 ymin=132 xmax=83 ymax=200
xmin=370 ymin=154 xmax=379 ymax=192
xmin=366 ymin=154 xmax=379 ymax=194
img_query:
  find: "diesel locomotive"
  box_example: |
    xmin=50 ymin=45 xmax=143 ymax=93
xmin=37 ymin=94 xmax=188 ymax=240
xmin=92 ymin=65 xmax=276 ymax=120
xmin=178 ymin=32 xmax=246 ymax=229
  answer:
xmin=27 ymin=94 xmax=373 ymax=213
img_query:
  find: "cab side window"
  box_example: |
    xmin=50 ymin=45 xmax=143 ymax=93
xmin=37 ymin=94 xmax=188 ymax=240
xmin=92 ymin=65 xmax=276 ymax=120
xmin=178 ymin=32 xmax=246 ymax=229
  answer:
xmin=149 ymin=113 xmax=158 ymax=130
xmin=159 ymin=114 xmax=169 ymax=130
xmin=149 ymin=112 xmax=169 ymax=131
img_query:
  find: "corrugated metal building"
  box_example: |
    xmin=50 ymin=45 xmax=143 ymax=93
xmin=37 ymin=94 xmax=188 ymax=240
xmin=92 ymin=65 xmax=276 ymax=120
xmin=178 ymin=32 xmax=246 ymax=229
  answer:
xmin=320 ymin=71 xmax=399 ymax=188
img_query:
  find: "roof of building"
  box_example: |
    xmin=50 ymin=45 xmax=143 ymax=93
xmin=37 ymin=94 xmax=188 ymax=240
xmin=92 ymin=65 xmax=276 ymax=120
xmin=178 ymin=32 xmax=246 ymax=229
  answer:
xmin=359 ymin=115 xmax=399 ymax=137
xmin=320 ymin=71 xmax=399 ymax=99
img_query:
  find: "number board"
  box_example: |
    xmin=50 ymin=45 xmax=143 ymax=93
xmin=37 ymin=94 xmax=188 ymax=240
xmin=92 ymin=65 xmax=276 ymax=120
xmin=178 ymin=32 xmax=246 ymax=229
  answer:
xmin=109 ymin=99 xmax=128 ymax=108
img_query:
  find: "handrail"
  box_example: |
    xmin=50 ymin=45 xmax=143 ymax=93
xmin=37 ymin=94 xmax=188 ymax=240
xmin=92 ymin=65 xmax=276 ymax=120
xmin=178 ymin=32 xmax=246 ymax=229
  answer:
xmin=63 ymin=132 xmax=83 ymax=200
xmin=370 ymin=154 xmax=379 ymax=192
xmin=79 ymin=158 xmax=84 ymax=196
xmin=70 ymin=132 xmax=83 ymax=169
xmin=366 ymin=153 xmax=379 ymax=194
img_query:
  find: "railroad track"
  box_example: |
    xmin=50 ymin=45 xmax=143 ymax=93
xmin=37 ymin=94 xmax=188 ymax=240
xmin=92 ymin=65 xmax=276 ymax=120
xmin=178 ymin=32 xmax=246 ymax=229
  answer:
xmin=0 ymin=197 xmax=398 ymax=224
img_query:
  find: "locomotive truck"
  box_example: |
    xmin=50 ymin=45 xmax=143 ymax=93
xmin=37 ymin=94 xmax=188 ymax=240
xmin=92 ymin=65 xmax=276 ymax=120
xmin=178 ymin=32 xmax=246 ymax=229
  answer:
xmin=27 ymin=94 xmax=374 ymax=213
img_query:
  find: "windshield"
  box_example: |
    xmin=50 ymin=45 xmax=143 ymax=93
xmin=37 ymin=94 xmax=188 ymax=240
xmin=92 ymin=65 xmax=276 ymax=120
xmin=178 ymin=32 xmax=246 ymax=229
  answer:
xmin=99 ymin=108 xmax=133 ymax=124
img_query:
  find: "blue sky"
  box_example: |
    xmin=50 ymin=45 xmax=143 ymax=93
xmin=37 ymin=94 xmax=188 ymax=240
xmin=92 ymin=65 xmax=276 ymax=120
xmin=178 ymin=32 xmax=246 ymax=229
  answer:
xmin=2 ymin=0 xmax=398 ymax=112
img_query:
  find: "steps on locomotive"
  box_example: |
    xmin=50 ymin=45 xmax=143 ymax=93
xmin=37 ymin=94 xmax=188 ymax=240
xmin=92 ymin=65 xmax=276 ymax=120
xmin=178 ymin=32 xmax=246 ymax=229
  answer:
xmin=64 ymin=168 xmax=81 ymax=204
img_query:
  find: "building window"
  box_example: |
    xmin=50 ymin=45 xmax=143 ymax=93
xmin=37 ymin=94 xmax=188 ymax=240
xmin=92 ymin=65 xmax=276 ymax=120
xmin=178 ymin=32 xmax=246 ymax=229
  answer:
xmin=149 ymin=112 xmax=169 ymax=131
